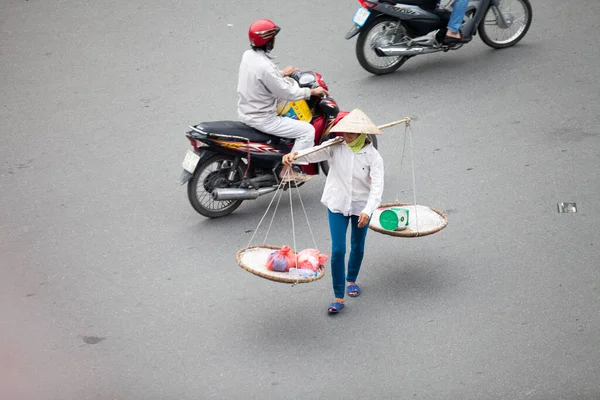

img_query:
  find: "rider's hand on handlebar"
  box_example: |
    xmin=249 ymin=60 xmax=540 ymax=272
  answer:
xmin=310 ymin=86 xmax=329 ymax=97
xmin=282 ymin=66 xmax=295 ymax=76
xmin=282 ymin=152 xmax=298 ymax=167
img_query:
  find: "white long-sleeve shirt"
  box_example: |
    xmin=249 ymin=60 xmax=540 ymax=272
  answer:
xmin=237 ymin=49 xmax=311 ymax=125
xmin=300 ymin=141 xmax=384 ymax=217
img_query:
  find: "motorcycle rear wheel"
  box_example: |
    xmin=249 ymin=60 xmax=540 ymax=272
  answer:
xmin=478 ymin=0 xmax=532 ymax=49
xmin=319 ymin=134 xmax=379 ymax=176
xmin=187 ymin=154 xmax=245 ymax=218
xmin=356 ymin=16 xmax=412 ymax=75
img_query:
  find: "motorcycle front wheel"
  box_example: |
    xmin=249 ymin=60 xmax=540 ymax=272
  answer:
xmin=187 ymin=154 xmax=245 ymax=218
xmin=319 ymin=134 xmax=379 ymax=176
xmin=478 ymin=0 xmax=532 ymax=49
xmin=356 ymin=16 xmax=412 ymax=75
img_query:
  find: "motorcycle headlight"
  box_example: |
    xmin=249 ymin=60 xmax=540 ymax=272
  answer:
xmin=298 ymin=72 xmax=317 ymax=87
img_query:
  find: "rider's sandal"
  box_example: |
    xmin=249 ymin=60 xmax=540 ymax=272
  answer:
xmin=281 ymin=174 xmax=312 ymax=183
xmin=443 ymin=35 xmax=471 ymax=45
xmin=443 ymin=35 xmax=463 ymax=45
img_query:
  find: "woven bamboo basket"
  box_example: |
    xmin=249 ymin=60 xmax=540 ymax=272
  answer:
xmin=369 ymin=203 xmax=448 ymax=237
xmin=236 ymin=245 xmax=326 ymax=284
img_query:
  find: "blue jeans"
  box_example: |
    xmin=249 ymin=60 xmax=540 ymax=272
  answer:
xmin=448 ymin=0 xmax=469 ymax=34
xmin=328 ymin=210 xmax=370 ymax=299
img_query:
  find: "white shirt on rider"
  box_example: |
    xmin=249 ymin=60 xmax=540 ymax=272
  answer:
xmin=237 ymin=49 xmax=311 ymax=124
xmin=299 ymin=141 xmax=384 ymax=217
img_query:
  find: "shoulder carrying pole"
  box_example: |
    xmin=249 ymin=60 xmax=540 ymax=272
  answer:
xmin=292 ymin=117 xmax=413 ymax=160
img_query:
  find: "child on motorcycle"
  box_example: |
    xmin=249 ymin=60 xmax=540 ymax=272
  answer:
xmin=282 ymin=109 xmax=384 ymax=313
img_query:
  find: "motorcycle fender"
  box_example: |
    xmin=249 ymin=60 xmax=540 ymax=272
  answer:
xmin=178 ymin=149 xmax=214 ymax=185
xmin=179 ymin=169 xmax=193 ymax=185
xmin=345 ymin=24 xmax=362 ymax=40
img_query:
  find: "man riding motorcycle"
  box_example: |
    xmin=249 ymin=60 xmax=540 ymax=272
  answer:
xmin=237 ymin=19 xmax=329 ymax=182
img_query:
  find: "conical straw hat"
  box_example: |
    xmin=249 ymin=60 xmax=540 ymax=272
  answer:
xmin=330 ymin=108 xmax=382 ymax=135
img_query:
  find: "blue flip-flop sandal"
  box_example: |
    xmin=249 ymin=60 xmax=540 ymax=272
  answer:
xmin=328 ymin=302 xmax=344 ymax=314
xmin=347 ymin=284 xmax=361 ymax=297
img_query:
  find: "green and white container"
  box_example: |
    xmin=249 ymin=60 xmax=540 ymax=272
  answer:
xmin=379 ymin=207 xmax=410 ymax=231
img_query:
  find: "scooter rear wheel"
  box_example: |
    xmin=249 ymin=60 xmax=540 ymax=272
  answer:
xmin=478 ymin=0 xmax=532 ymax=49
xmin=356 ymin=16 xmax=412 ymax=75
xmin=187 ymin=154 xmax=245 ymax=218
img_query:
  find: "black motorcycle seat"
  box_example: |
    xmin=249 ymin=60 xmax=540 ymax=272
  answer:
xmin=196 ymin=121 xmax=280 ymax=143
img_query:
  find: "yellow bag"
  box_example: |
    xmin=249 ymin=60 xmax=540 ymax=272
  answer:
xmin=277 ymin=99 xmax=312 ymax=122
xmin=276 ymin=77 xmax=313 ymax=122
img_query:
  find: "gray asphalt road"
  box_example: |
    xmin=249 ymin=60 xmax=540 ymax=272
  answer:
xmin=1 ymin=1 xmax=599 ymax=399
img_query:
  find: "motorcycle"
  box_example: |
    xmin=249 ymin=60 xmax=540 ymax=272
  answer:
xmin=179 ymin=69 xmax=379 ymax=218
xmin=346 ymin=0 xmax=532 ymax=75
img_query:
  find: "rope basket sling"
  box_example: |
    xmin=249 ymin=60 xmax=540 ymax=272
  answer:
xmin=235 ymin=139 xmax=343 ymax=284
xmin=368 ymin=118 xmax=448 ymax=238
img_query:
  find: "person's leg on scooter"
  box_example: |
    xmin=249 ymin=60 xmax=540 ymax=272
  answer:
xmin=266 ymin=117 xmax=314 ymax=182
xmin=444 ymin=0 xmax=469 ymax=43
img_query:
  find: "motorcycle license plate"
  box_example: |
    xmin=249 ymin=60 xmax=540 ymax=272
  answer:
xmin=353 ymin=6 xmax=370 ymax=27
xmin=181 ymin=149 xmax=200 ymax=173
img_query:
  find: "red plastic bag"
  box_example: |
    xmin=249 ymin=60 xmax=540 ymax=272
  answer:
xmin=266 ymin=246 xmax=297 ymax=272
xmin=296 ymin=248 xmax=329 ymax=272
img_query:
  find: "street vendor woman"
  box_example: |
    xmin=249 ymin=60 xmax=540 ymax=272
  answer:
xmin=282 ymin=108 xmax=384 ymax=313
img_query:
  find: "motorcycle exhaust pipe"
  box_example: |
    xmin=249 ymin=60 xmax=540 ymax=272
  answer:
xmin=375 ymin=46 xmax=440 ymax=57
xmin=212 ymin=187 xmax=278 ymax=201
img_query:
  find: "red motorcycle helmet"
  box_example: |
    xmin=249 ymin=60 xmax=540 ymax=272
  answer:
xmin=248 ymin=19 xmax=281 ymax=47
